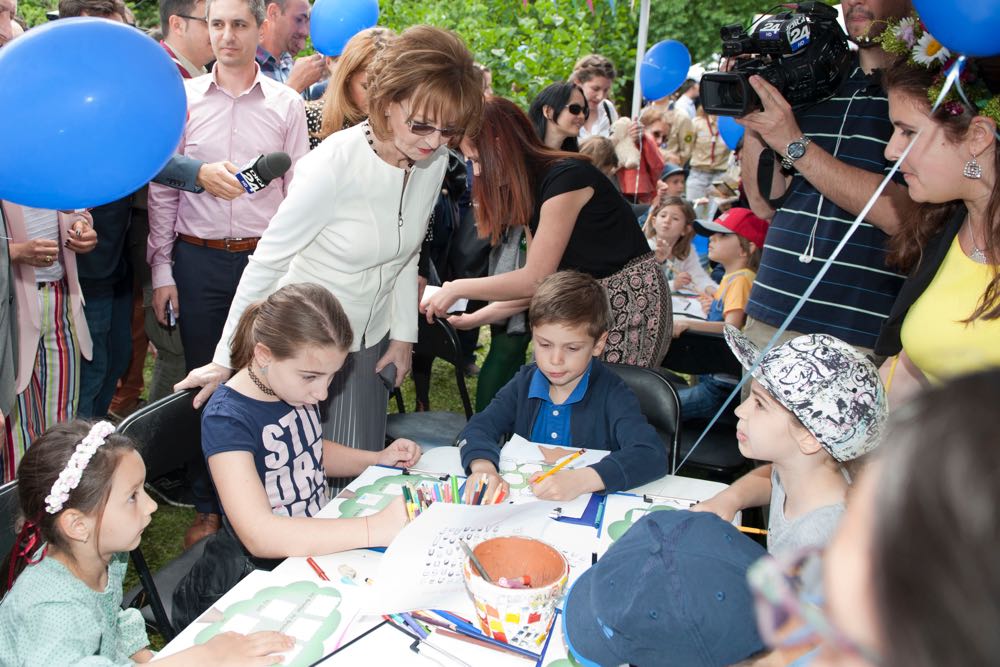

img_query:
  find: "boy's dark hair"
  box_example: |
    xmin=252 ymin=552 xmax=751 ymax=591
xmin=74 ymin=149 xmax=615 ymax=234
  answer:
xmin=529 ymin=271 xmax=612 ymax=340
xmin=58 ymin=0 xmax=126 ymax=18
xmin=1 ymin=421 xmax=136 ymax=596
xmin=579 ymin=136 xmax=618 ymax=173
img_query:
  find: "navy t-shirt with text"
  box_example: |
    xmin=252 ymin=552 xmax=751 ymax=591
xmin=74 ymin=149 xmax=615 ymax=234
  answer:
xmin=201 ymin=385 xmax=329 ymax=518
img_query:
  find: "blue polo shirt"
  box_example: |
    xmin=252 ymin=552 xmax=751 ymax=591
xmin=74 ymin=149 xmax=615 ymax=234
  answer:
xmin=746 ymin=60 xmax=905 ymax=348
xmin=528 ymin=363 xmax=593 ymax=446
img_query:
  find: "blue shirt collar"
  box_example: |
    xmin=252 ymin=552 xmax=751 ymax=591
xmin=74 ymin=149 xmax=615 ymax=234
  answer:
xmin=528 ymin=361 xmax=593 ymax=405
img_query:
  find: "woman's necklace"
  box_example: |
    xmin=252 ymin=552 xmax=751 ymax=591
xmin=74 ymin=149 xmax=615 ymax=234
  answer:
xmin=965 ymin=218 xmax=990 ymax=264
xmin=363 ymin=120 xmax=414 ymax=169
xmin=247 ymin=364 xmax=276 ymax=397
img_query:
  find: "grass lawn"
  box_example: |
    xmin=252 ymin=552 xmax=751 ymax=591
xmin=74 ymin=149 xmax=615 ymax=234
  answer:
xmin=128 ymin=327 xmax=502 ymax=647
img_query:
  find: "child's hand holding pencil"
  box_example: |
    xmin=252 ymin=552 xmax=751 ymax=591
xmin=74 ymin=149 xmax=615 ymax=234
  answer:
xmin=464 ymin=461 xmax=509 ymax=504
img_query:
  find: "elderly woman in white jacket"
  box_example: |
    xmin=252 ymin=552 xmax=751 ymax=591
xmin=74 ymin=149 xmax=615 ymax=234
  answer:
xmin=177 ymin=25 xmax=484 ymax=455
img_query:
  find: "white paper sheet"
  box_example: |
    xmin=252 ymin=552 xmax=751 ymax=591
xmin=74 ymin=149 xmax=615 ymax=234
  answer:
xmin=420 ymin=285 xmax=469 ymax=314
xmin=368 ymin=501 xmax=562 ymax=614
xmin=597 ymin=493 xmax=690 ymax=558
xmin=672 ymin=295 xmax=707 ymax=320
xmin=499 ymin=434 xmax=611 ymax=468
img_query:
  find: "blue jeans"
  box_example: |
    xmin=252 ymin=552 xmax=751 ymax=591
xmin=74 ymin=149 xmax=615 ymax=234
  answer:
xmin=78 ymin=277 xmax=133 ymax=418
xmin=677 ymin=374 xmax=737 ymax=422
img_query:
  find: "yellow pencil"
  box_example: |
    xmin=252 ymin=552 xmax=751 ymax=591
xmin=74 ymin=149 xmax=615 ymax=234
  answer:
xmin=737 ymin=525 xmax=768 ymax=536
xmin=532 ymin=448 xmax=586 ymax=484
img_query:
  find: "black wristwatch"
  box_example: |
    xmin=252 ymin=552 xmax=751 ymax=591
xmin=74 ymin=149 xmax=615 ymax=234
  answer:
xmin=781 ymin=136 xmax=812 ymax=170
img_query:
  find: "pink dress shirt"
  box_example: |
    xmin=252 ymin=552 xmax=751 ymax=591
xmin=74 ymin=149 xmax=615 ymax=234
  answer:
xmin=147 ymin=65 xmax=309 ymax=289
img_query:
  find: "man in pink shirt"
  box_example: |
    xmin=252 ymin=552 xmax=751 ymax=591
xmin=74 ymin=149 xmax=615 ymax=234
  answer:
xmin=148 ymin=0 xmax=308 ymax=545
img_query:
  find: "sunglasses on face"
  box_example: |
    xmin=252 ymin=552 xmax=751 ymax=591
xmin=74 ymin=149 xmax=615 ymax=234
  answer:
xmin=407 ymin=119 xmax=463 ymax=139
xmin=563 ymin=103 xmax=590 ymax=119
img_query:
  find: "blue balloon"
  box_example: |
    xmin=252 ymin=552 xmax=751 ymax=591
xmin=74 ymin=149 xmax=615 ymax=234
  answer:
xmin=718 ymin=116 xmax=744 ymax=150
xmin=914 ymin=0 xmax=1000 ymax=57
xmin=310 ymin=0 xmax=380 ymax=57
xmin=0 ymin=19 xmax=185 ymax=210
xmin=639 ymin=40 xmax=691 ymax=101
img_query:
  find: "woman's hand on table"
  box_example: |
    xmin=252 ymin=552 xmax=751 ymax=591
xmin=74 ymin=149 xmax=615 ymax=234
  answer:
xmin=369 ymin=495 xmax=409 ymax=545
xmin=376 ymin=340 xmax=413 ymax=388
xmin=175 ymin=362 xmax=233 ymax=408
xmin=201 ymin=630 xmax=294 ymax=666
xmin=421 ymin=281 xmax=460 ymax=322
xmin=379 ymin=438 xmax=421 ymax=468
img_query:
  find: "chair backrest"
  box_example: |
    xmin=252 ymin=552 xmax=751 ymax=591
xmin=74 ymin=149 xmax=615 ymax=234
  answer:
xmin=413 ymin=317 xmax=473 ymax=419
xmin=604 ymin=363 xmax=681 ymax=470
xmin=0 ymin=480 xmax=19 ymax=561
xmin=661 ymin=330 xmax=743 ymax=377
xmin=117 ymin=389 xmax=204 ymax=481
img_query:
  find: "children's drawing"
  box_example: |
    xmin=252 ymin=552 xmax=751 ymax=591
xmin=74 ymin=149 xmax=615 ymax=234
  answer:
xmin=499 ymin=458 xmax=552 ymax=498
xmin=194 ymin=581 xmax=342 ymax=667
xmin=597 ymin=493 xmax=688 ymax=557
xmin=606 ymin=505 xmax=676 ymax=541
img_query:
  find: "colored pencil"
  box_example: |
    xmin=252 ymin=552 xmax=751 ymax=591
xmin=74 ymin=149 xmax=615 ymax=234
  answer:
xmin=399 ymin=611 xmax=429 ymax=639
xmin=433 ymin=627 xmax=537 ymax=662
xmin=532 ymin=448 xmax=585 ymax=484
xmin=451 ymin=475 xmax=461 ymax=504
xmin=737 ymin=525 xmax=768 ymax=536
xmin=474 ymin=480 xmax=489 ymax=505
xmin=443 ymin=622 xmax=542 ymax=660
xmin=459 ymin=540 xmax=493 ymax=583
xmin=431 ymin=610 xmax=481 ymax=635
xmin=306 ymin=557 xmax=330 ymax=581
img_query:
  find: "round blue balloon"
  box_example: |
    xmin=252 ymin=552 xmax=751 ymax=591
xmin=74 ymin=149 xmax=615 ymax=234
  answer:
xmin=718 ymin=115 xmax=744 ymax=150
xmin=640 ymin=40 xmax=691 ymax=101
xmin=0 ymin=18 xmax=185 ymax=210
xmin=913 ymin=0 xmax=1000 ymax=57
xmin=310 ymin=0 xmax=380 ymax=57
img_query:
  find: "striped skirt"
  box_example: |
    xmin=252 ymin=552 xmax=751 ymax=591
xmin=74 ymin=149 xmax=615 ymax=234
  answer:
xmin=599 ymin=252 xmax=672 ymax=368
xmin=3 ymin=280 xmax=80 ymax=481
xmin=322 ymin=335 xmax=390 ymax=491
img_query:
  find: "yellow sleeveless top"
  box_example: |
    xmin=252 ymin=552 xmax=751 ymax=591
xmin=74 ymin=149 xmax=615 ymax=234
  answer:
xmin=900 ymin=235 xmax=1000 ymax=382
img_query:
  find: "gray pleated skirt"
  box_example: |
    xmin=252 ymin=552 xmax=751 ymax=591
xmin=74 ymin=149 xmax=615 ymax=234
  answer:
xmin=322 ymin=335 xmax=390 ymax=490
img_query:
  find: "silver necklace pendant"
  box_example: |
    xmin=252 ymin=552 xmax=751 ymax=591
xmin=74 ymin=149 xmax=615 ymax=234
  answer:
xmin=970 ymin=245 xmax=989 ymax=264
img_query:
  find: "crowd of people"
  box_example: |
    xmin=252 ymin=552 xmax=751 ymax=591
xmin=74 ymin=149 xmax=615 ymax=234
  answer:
xmin=1 ymin=0 xmax=999 ymax=664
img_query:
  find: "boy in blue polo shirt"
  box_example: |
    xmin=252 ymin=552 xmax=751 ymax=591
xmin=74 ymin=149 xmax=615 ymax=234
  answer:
xmin=458 ymin=271 xmax=667 ymax=502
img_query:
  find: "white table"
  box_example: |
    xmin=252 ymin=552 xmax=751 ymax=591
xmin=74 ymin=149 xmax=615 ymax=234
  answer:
xmin=157 ymin=453 xmax=728 ymax=665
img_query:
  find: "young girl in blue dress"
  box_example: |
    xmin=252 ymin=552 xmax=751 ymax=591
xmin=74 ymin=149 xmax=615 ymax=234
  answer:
xmin=0 ymin=420 xmax=293 ymax=665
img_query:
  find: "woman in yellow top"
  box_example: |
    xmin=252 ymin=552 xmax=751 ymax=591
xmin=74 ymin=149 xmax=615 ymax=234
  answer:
xmin=874 ymin=36 xmax=1000 ymax=406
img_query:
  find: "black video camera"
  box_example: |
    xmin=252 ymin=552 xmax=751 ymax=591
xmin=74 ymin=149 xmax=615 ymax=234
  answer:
xmin=700 ymin=2 xmax=852 ymax=117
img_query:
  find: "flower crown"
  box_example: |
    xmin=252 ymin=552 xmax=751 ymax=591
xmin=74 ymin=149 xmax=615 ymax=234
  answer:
xmin=44 ymin=421 xmax=117 ymax=514
xmin=877 ymin=16 xmax=1000 ymax=124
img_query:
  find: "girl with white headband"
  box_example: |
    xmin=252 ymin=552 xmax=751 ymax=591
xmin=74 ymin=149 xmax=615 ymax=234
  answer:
xmin=0 ymin=420 xmax=292 ymax=665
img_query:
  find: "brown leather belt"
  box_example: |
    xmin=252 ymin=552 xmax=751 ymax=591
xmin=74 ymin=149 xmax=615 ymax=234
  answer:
xmin=177 ymin=233 xmax=260 ymax=253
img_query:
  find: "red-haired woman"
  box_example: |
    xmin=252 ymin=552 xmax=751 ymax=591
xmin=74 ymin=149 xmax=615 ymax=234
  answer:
xmin=424 ymin=97 xmax=671 ymax=367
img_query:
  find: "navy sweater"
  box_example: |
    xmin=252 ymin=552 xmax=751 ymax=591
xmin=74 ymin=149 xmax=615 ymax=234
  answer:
xmin=458 ymin=360 xmax=667 ymax=493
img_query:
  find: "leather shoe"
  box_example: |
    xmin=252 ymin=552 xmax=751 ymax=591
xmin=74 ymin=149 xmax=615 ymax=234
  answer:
xmin=183 ymin=512 xmax=221 ymax=550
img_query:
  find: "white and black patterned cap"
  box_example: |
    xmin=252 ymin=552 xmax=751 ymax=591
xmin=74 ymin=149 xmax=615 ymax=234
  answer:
xmin=723 ymin=325 xmax=887 ymax=461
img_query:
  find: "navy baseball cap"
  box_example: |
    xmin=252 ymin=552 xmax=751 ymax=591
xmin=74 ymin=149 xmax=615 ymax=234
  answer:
xmin=660 ymin=163 xmax=685 ymax=180
xmin=563 ymin=510 xmax=766 ymax=667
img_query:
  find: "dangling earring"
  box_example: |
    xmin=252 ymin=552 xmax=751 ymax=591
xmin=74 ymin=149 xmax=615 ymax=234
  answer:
xmin=260 ymin=365 xmax=268 ymax=376
xmin=964 ymin=150 xmax=983 ymax=179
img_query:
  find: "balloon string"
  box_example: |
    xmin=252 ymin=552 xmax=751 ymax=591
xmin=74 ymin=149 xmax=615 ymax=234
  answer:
xmin=673 ymin=59 xmax=961 ymax=475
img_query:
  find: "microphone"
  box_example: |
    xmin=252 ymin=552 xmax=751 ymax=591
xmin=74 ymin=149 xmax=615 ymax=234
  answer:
xmin=235 ymin=152 xmax=292 ymax=194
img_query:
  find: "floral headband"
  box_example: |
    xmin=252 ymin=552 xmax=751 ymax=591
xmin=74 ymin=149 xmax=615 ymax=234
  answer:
xmin=44 ymin=421 xmax=117 ymax=514
xmin=877 ymin=15 xmax=1000 ymax=124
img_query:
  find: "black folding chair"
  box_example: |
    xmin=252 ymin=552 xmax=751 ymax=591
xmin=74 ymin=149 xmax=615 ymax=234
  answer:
xmin=662 ymin=330 xmax=752 ymax=482
xmin=603 ymin=363 xmax=681 ymax=469
xmin=386 ymin=316 xmax=474 ymax=451
xmin=118 ymin=389 xmax=207 ymax=640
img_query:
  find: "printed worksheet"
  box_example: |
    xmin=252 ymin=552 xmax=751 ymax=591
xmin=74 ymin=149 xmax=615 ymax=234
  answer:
xmin=596 ymin=493 xmax=689 ymax=558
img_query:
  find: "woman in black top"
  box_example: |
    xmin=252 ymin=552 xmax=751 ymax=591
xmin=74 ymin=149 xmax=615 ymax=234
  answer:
xmin=424 ymin=96 xmax=670 ymax=366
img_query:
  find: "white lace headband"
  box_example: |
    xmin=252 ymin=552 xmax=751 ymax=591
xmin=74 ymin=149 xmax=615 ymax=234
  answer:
xmin=44 ymin=421 xmax=117 ymax=514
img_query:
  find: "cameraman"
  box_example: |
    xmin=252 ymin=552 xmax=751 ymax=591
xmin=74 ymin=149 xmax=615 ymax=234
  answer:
xmin=738 ymin=0 xmax=917 ymax=358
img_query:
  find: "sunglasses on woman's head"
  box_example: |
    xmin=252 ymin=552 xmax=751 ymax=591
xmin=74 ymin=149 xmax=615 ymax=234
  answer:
xmin=563 ymin=103 xmax=589 ymax=118
xmin=407 ymin=119 xmax=463 ymax=139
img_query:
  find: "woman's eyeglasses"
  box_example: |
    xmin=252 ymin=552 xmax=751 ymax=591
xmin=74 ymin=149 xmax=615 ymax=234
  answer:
xmin=407 ymin=120 xmax=463 ymax=139
xmin=748 ymin=547 xmax=883 ymax=665
xmin=563 ymin=103 xmax=589 ymax=119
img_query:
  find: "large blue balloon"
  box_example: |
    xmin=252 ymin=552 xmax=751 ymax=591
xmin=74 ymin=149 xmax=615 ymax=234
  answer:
xmin=311 ymin=0 xmax=380 ymax=57
xmin=0 ymin=18 xmax=185 ymax=210
xmin=718 ymin=115 xmax=744 ymax=150
xmin=639 ymin=40 xmax=691 ymax=101
xmin=913 ymin=0 xmax=1000 ymax=57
